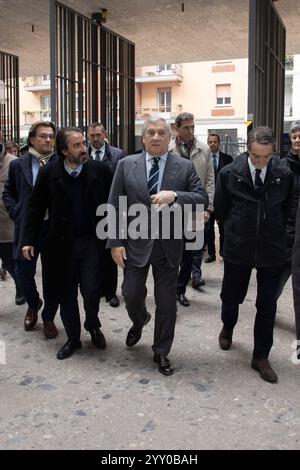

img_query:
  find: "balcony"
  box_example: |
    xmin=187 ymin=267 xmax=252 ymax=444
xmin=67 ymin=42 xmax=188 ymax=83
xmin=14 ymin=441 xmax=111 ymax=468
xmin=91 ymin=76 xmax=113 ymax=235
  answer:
xmin=22 ymin=110 xmax=51 ymax=125
xmin=136 ymin=104 xmax=182 ymax=121
xmin=136 ymin=65 xmax=183 ymax=83
xmin=23 ymin=75 xmax=51 ymax=92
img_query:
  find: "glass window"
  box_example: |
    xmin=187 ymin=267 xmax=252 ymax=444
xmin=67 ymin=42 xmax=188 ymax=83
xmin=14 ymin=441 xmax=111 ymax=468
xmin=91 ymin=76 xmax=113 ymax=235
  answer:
xmin=216 ymin=84 xmax=231 ymax=105
xmin=158 ymin=88 xmax=171 ymax=112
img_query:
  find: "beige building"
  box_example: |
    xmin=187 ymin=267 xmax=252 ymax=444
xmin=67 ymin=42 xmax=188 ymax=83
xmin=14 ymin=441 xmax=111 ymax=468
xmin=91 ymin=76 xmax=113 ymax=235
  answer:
xmin=19 ymin=54 xmax=300 ymax=151
xmin=19 ymin=75 xmax=51 ymax=138
xmin=136 ymin=59 xmax=249 ymax=152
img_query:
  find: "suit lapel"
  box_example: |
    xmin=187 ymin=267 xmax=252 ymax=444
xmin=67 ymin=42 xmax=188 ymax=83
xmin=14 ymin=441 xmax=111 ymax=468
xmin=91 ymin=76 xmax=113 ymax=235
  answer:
xmin=160 ymin=153 xmax=178 ymax=190
xmin=218 ymin=152 xmax=223 ymax=172
xmin=102 ymin=143 xmax=112 ymax=163
xmin=51 ymin=159 xmax=73 ymax=202
xmin=133 ymin=153 xmax=151 ymax=202
xmin=20 ymin=155 xmax=33 ymax=187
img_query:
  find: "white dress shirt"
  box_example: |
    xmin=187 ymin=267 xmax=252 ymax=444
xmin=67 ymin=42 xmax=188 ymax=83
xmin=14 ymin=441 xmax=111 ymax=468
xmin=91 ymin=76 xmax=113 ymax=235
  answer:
xmin=248 ymin=157 xmax=267 ymax=186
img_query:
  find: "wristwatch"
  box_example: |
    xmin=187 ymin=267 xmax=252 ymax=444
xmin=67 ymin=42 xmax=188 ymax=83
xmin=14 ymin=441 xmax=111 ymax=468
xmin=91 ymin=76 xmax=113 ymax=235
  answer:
xmin=173 ymin=191 xmax=178 ymax=203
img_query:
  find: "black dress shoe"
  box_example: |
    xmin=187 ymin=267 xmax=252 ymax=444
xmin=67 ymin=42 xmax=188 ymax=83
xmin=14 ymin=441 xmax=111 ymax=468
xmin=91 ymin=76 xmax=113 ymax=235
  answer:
xmin=218 ymin=325 xmax=233 ymax=350
xmin=57 ymin=339 xmax=82 ymax=360
xmin=126 ymin=312 xmax=151 ymax=347
xmin=176 ymin=293 xmax=190 ymax=307
xmin=191 ymin=278 xmax=206 ymax=289
xmin=90 ymin=328 xmax=106 ymax=349
xmin=15 ymin=293 xmax=26 ymax=306
xmin=153 ymin=353 xmax=174 ymax=376
xmin=205 ymin=255 xmax=216 ymax=263
xmin=109 ymin=295 xmax=120 ymax=308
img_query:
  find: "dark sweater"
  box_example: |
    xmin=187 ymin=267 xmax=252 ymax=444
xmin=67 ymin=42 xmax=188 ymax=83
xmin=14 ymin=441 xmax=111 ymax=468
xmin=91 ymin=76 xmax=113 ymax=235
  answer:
xmin=64 ymin=169 xmax=94 ymax=238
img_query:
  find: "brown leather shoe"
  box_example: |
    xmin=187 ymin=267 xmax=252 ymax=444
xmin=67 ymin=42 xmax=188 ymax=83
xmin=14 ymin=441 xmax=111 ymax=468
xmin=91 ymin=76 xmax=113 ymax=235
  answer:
xmin=24 ymin=298 xmax=43 ymax=331
xmin=218 ymin=325 xmax=233 ymax=350
xmin=251 ymin=358 xmax=278 ymax=383
xmin=43 ymin=321 xmax=58 ymax=339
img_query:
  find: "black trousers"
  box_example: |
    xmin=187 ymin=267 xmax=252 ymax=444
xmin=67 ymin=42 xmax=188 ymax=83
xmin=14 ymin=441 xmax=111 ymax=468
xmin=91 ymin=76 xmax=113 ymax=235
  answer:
xmin=122 ymin=240 xmax=178 ymax=356
xmin=0 ymin=242 xmax=23 ymax=293
xmin=205 ymin=212 xmax=225 ymax=257
xmin=220 ymin=260 xmax=283 ymax=359
xmin=177 ymin=222 xmax=209 ymax=294
xmin=60 ymin=236 xmax=102 ymax=341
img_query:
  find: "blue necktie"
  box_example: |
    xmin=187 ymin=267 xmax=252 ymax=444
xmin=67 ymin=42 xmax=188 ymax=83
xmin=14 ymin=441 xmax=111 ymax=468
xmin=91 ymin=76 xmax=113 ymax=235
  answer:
xmin=71 ymin=171 xmax=78 ymax=178
xmin=148 ymin=158 xmax=160 ymax=195
xmin=213 ymin=154 xmax=218 ymax=173
xmin=255 ymin=169 xmax=263 ymax=191
xmin=95 ymin=150 xmax=101 ymax=161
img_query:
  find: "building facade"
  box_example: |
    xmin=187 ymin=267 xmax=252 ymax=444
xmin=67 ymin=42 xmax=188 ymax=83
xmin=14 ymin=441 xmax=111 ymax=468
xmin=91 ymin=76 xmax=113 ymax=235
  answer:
xmin=19 ymin=55 xmax=300 ymax=153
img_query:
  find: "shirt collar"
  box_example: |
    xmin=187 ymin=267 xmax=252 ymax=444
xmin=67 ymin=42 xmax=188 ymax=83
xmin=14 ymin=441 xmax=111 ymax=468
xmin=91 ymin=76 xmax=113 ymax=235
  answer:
xmin=92 ymin=143 xmax=106 ymax=154
xmin=176 ymin=137 xmax=195 ymax=148
xmin=64 ymin=162 xmax=83 ymax=176
xmin=248 ymin=157 xmax=267 ymax=176
xmin=146 ymin=152 xmax=168 ymax=162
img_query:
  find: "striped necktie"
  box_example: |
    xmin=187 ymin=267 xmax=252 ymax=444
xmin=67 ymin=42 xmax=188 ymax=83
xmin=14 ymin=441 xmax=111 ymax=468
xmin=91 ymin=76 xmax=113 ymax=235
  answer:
xmin=148 ymin=158 xmax=160 ymax=195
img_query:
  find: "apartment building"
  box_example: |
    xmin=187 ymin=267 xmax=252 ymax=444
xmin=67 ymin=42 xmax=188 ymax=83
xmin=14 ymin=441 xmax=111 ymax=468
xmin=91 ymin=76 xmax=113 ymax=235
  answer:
xmin=135 ymin=59 xmax=248 ymax=155
xmin=19 ymin=55 xmax=300 ymax=153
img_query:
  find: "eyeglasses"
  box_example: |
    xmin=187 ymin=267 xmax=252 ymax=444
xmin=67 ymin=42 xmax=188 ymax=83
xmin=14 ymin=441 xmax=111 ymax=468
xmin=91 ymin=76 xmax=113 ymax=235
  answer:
xmin=36 ymin=134 xmax=55 ymax=140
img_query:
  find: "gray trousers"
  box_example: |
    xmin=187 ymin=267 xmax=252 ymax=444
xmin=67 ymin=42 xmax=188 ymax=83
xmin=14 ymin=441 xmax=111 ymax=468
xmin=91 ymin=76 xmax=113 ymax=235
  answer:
xmin=122 ymin=240 xmax=178 ymax=356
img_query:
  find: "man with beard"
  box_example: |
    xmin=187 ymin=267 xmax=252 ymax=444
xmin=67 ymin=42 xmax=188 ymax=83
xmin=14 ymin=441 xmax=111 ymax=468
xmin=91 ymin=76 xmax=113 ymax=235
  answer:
xmin=3 ymin=121 xmax=58 ymax=338
xmin=22 ymin=127 xmax=112 ymax=359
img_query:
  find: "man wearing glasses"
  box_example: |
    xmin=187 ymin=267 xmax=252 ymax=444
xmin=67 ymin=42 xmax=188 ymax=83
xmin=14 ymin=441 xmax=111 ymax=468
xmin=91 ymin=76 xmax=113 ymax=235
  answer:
xmin=215 ymin=127 xmax=293 ymax=384
xmin=3 ymin=121 xmax=59 ymax=339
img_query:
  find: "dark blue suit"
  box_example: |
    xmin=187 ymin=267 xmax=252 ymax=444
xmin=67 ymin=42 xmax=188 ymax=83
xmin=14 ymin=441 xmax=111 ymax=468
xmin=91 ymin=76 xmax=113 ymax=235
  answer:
xmin=88 ymin=142 xmax=124 ymax=300
xmin=88 ymin=142 xmax=124 ymax=173
xmin=2 ymin=153 xmax=58 ymax=320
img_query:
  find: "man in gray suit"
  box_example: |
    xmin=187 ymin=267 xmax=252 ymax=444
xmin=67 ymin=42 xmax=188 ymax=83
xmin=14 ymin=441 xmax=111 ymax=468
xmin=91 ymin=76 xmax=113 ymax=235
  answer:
xmin=107 ymin=116 xmax=208 ymax=375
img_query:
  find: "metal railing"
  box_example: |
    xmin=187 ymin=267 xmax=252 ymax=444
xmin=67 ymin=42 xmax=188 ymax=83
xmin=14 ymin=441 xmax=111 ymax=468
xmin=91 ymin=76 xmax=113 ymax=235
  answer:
xmin=0 ymin=50 xmax=19 ymax=142
xmin=220 ymin=139 xmax=247 ymax=159
xmin=50 ymin=0 xmax=135 ymax=153
xmin=136 ymin=104 xmax=183 ymax=119
xmin=23 ymin=76 xmax=50 ymax=88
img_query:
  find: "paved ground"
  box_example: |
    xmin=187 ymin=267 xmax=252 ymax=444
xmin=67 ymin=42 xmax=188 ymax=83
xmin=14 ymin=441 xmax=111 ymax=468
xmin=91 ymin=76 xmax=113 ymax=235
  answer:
xmin=0 ymin=252 xmax=299 ymax=450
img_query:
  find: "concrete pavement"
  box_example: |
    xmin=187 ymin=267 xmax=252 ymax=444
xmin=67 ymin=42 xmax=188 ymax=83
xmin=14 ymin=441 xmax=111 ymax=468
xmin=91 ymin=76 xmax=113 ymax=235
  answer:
xmin=0 ymin=254 xmax=299 ymax=450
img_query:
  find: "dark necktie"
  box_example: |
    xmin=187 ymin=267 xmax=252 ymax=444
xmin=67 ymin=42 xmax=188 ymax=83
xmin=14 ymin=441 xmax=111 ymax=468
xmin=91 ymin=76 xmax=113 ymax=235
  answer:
xmin=212 ymin=154 xmax=218 ymax=174
xmin=255 ymin=168 xmax=263 ymax=190
xmin=95 ymin=150 xmax=101 ymax=161
xmin=148 ymin=158 xmax=160 ymax=195
xmin=71 ymin=171 xmax=78 ymax=178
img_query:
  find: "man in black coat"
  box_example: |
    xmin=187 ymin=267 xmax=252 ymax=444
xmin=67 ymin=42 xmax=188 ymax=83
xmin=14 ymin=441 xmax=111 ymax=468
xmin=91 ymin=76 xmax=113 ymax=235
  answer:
xmin=205 ymin=133 xmax=233 ymax=262
xmin=22 ymin=127 xmax=112 ymax=360
xmin=2 ymin=121 xmax=59 ymax=338
xmin=88 ymin=122 xmax=124 ymax=308
xmin=276 ymin=121 xmax=300 ymax=300
xmin=215 ymin=127 xmax=293 ymax=383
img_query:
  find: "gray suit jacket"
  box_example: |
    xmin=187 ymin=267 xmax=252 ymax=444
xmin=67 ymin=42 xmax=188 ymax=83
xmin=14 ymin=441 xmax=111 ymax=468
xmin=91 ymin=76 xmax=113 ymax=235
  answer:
xmin=107 ymin=152 xmax=208 ymax=267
